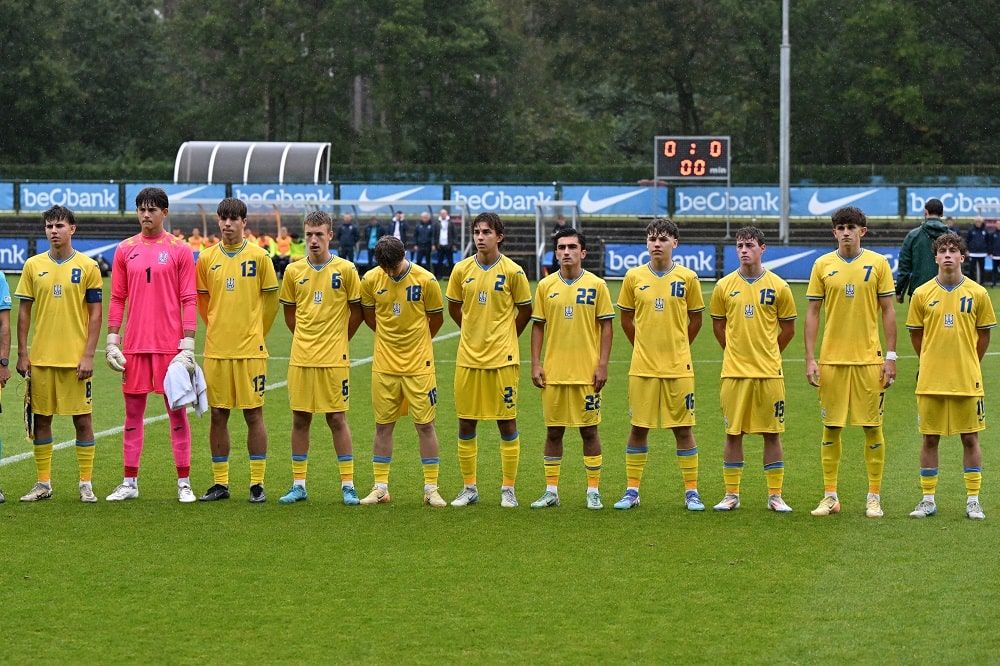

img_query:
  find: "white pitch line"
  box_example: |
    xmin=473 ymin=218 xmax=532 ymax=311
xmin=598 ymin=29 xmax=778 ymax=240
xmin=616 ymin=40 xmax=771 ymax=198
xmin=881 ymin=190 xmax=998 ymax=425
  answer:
xmin=0 ymin=330 xmax=461 ymax=467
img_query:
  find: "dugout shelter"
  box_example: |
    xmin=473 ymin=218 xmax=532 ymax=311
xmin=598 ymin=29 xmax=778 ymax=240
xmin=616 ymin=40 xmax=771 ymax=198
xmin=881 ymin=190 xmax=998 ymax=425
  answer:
xmin=173 ymin=141 xmax=331 ymax=185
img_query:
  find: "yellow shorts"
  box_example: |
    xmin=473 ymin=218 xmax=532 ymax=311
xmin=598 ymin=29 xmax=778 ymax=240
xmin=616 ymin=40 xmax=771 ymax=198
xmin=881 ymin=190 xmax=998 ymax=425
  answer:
xmin=454 ymin=365 xmax=519 ymax=420
xmin=288 ymin=365 xmax=349 ymax=414
xmin=720 ymin=377 xmax=786 ymax=435
xmin=31 ymin=366 xmax=92 ymax=416
xmin=204 ymin=358 xmax=268 ymax=410
xmin=372 ymin=371 xmax=437 ymax=425
xmin=628 ymin=375 xmax=696 ymax=429
xmin=541 ymin=384 xmax=602 ymax=427
xmin=917 ymin=395 xmax=985 ymax=436
xmin=818 ymin=364 xmax=884 ymax=427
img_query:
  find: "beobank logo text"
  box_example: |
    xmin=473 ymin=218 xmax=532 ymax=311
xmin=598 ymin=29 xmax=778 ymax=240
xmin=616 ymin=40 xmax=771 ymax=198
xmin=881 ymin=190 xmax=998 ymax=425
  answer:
xmin=908 ymin=189 xmax=1000 ymax=215
xmin=233 ymin=186 xmax=333 ymax=206
xmin=452 ymin=186 xmax=554 ymax=213
xmin=604 ymin=243 xmax=716 ymax=278
xmin=21 ymin=184 xmax=118 ymax=212
xmin=676 ymin=188 xmax=779 ymax=216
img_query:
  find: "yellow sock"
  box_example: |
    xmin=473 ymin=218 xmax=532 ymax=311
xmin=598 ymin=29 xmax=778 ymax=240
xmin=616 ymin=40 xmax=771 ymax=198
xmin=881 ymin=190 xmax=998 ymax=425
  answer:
xmin=723 ymin=461 xmax=743 ymax=494
xmin=75 ymin=440 xmax=96 ymax=483
xmin=764 ymin=461 xmax=784 ymax=495
xmin=863 ymin=426 xmax=885 ymax=494
xmin=500 ymin=432 xmax=520 ymax=487
xmin=337 ymin=454 xmax=354 ymax=484
xmin=543 ymin=456 xmax=561 ymax=489
xmin=964 ymin=467 xmax=982 ymax=496
xmin=292 ymin=454 xmax=308 ymax=482
xmin=625 ymin=445 xmax=648 ymax=488
xmin=212 ymin=456 xmax=230 ymax=485
xmin=421 ymin=457 xmax=440 ymax=487
xmin=676 ymin=446 xmax=699 ymax=491
xmin=249 ymin=455 xmax=267 ymax=485
xmin=920 ymin=468 xmax=938 ymax=496
xmin=34 ymin=438 xmax=54 ymax=484
xmin=457 ymin=435 xmax=478 ymax=486
xmin=373 ymin=456 xmax=391 ymax=485
xmin=821 ymin=427 xmax=842 ymax=493
xmin=584 ymin=454 xmax=602 ymax=490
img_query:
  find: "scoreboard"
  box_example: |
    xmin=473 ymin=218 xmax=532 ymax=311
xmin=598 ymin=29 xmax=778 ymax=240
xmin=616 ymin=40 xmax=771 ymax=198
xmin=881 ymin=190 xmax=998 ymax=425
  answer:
xmin=654 ymin=136 xmax=730 ymax=181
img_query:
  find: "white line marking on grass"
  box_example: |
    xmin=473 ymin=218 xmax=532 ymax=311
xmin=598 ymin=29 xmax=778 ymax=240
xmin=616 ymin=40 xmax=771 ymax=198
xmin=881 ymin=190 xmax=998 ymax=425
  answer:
xmin=0 ymin=330 xmax=461 ymax=467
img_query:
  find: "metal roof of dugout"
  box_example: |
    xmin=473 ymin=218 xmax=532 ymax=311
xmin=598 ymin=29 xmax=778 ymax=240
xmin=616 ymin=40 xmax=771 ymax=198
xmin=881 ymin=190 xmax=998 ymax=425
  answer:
xmin=173 ymin=141 xmax=331 ymax=184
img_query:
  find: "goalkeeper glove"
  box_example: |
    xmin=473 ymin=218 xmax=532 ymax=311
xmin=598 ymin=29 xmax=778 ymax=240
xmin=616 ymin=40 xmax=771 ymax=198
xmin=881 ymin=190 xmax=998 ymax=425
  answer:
xmin=171 ymin=337 xmax=196 ymax=375
xmin=105 ymin=333 xmax=126 ymax=372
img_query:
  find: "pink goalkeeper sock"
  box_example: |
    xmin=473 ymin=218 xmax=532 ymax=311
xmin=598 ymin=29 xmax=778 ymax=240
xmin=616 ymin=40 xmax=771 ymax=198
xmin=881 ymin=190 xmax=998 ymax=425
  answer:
xmin=163 ymin=395 xmax=191 ymax=478
xmin=123 ymin=392 xmax=148 ymax=476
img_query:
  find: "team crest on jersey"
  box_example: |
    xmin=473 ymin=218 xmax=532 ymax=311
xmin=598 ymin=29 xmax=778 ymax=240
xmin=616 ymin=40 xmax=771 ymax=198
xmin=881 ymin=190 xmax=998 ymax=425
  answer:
xmin=478 ymin=290 xmax=487 ymax=305
xmin=52 ymin=284 xmax=63 ymax=298
xmin=654 ymin=297 xmax=665 ymax=311
xmin=563 ymin=306 xmax=574 ymax=319
xmin=844 ymin=283 xmax=855 ymax=298
xmin=158 ymin=251 xmax=169 ymax=264
xmin=744 ymin=304 xmax=755 ymax=318
xmin=313 ymin=291 xmax=323 ymax=304
xmin=944 ymin=313 xmax=955 ymax=328
xmin=393 ymin=302 xmax=402 ymax=317
xmin=226 ymin=277 xmax=236 ymax=291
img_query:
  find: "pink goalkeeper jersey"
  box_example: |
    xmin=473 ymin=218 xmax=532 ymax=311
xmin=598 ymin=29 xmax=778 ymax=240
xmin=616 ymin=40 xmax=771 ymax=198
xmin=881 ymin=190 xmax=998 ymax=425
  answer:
xmin=109 ymin=232 xmax=197 ymax=354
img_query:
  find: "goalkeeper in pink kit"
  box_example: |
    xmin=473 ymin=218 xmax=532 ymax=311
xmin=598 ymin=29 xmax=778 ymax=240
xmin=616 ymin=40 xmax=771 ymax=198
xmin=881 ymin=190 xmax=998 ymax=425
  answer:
xmin=105 ymin=187 xmax=199 ymax=502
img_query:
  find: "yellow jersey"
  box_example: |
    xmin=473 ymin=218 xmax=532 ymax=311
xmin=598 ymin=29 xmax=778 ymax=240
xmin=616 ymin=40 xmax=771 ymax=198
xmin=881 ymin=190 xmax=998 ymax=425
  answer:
xmin=360 ymin=261 xmax=443 ymax=376
xmin=16 ymin=252 xmax=102 ymax=368
xmin=279 ymin=256 xmax=361 ymax=368
xmin=710 ymin=269 xmax=797 ymax=378
xmin=446 ymin=254 xmax=532 ymax=369
xmin=806 ymin=249 xmax=894 ymax=365
xmin=906 ymin=277 xmax=996 ymax=396
xmin=618 ymin=262 xmax=704 ymax=378
xmin=196 ymin=241 xmax=279 ymax=359
xmin=532 ymin=270 xmax=615 ymax=385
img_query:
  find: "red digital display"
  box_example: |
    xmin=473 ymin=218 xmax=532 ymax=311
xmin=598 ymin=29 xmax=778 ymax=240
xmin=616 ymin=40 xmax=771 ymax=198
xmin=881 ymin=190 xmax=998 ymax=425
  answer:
xmin=655 ymin=136 xmax=730 ymax=181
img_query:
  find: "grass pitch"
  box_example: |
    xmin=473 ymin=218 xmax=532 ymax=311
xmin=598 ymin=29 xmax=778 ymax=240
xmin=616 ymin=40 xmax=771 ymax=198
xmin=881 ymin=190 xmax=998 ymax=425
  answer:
xmin=1 ymin=274 xmax=996 ymax=663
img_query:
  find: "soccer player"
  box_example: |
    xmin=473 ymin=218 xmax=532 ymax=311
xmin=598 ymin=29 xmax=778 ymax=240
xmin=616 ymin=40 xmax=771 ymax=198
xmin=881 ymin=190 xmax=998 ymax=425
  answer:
xmin=612 ymin=219 xmax=706 ymax=511
xmin=358 ymin=235 xmax=447 ymax=507
xmin=709 ymin=226 xmax=796 ymax=513
xmin=277 ymin=211 xmax=363 ymax=505
xmin=906 ymin=233 xmax=995 ymax=520
xmin=446 ymin=212 xmax=532 ymax=507
xmin=805 ymin=206 xmax=897 ymax=518
xmin=104 ymin=187 xmax=199 ymax=503
xmin=0 ymin=264 xmax=9 ymax=503
xmin=530 ymin=228 xmax=614 ymax=510
xmin=15 ymin=206 xmax=102 ymax=502
xmin=196 ymin=197 xmax=280 ymax=503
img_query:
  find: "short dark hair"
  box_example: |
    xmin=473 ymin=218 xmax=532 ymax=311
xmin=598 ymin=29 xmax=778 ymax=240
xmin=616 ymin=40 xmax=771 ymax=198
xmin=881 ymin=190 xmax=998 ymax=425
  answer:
xmin=217 ymin=197 xmax=247 ymax=220
xmin=734 ymin=226 xmax=766 ymax=246
xmin=554 ymin=227 xmax=586 ymax=251
xmin=135 ymin=187 xmax=168 ymax=210
xmin=932 ymin=232 xmax=967 ymax=255
xmin=472 ymin=212 xmax=504 ymax=239
xmin=43 ymin=205 xmax=76 ymax=227
xmin=831 ymin=206 xmax=867 ymax=227
xmin=374 ymin=236 xmax=406 ymax=270
xmin=645 ymin=218 xmax=679 ymax=240
xmin=925 ymin=198 xmax=944 ymax=216
xmin=304 ymin=210 xmax=332 ymax=230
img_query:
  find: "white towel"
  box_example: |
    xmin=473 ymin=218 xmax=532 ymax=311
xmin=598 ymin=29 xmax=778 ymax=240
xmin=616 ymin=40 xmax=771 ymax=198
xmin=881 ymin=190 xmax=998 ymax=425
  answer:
xmin=163 ymin=362 xmax=208 ymax=416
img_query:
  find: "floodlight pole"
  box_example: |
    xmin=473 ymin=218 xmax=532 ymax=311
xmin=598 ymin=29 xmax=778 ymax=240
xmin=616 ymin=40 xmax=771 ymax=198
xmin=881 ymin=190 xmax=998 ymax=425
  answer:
xmin=779 ymin=0 xmax=791 ymax=244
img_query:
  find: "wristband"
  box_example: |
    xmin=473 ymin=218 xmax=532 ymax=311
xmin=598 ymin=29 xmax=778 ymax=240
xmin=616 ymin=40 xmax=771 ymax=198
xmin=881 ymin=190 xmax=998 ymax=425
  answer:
xmin=885 ymin=351 xmax=897 ymax=361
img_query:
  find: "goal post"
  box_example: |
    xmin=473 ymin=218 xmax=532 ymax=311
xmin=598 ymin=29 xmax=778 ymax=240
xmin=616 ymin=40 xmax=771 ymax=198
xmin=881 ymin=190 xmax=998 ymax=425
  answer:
xmin=535 ymin=200 xmax=579 ymax=280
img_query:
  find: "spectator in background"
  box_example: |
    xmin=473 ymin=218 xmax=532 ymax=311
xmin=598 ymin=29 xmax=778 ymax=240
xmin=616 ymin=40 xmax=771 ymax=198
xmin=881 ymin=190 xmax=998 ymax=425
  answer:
xmin=550 ymin=215 xmax=570 ymax=274
xmin=245 ymin=227 xmax=258 ymax=246
xmin=434 ymin=208 xmax=454 ymax=279
xmin=257 ymin=229 xmax=275 ymax=257
xmin=414 ymin=212 xmax=435 ymax=271
xmin=389 ymin=210 xmax=408 ymax=246
xmin=990 ymin=220 xmax=1000 ymax=288
xmin=896 ymin=198 xmax=950 ymax=302
xmin=204 ymin=233 xmax=220 ymax=248
xmin=945 ymin=216 xmax=959 ymax=233
xmin=965 ymin=216 xmax=990 ymax=284
xmin=273 ymin=226 xmax=292 ymax=279
xmin=289 ymin=232 xmax=306 ymax=263
xmin=337 ymin=213 xmax=359 ymax=263
xmin=364 ymin=216 xmax=384 ymax=269
xmin=188 ymin=228 xmax=205 ymax=255
xmin=173 ymin=228 xmax=186 ymax=243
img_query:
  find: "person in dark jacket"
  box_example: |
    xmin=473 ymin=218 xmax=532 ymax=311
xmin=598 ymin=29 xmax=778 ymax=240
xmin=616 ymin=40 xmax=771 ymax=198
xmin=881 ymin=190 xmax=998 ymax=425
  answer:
xmin=388 ymin=210 xmax=408 ymax=247
xmin=989 ymin=220 xmax=1000 ymax=287
xmin=413 ymin=211 xmax=435 ymax=271
xmin=337 ymin=213 xmax=359 ymax=263
xmin=896 ymin=198 xmax=951 ymax=302
xmin=965 ymin=216 xmax=991 ymax=284
xmin=363 ymin=216 xmax=385 ymax=269
xmin=433 ymin=208 xmax=454 ymax=278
